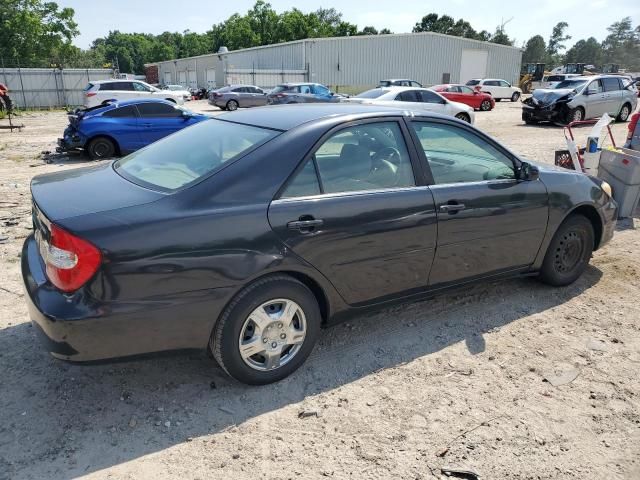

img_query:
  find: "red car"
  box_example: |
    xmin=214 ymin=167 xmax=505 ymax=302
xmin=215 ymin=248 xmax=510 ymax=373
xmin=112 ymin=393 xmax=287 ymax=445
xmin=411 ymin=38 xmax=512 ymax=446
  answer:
xmin=430 ymin=84 xmax=495 ymax=111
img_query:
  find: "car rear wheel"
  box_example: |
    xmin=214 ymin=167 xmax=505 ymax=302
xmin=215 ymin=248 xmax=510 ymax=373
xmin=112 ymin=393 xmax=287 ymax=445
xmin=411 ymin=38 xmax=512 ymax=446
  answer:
xmin=226 ymin=100 xmax=239 ymax=111
xmin=539 ymin=214 xmax=594 ymax=286
xmin=455 ymin=113 xmax=471 ymax=123
xmin=87 ymin=136 xmax=116 ymax=160
xmin=210 ymin=275 xmax=320 ymax=385
xmin=511 ymin=92 xmax=521 ymax=102
xmin=480 ymin=100 xmax=492 ymax=111
xmin=617 ymin=103 xmax=632 ymax=122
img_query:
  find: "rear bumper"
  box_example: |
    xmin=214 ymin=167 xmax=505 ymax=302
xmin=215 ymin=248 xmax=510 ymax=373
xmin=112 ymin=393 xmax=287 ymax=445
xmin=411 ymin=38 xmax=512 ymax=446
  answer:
xmin=56 ymin=126 xmax=86 ymax=153
xmin=21 ymin=235 xmax=235 ymax=362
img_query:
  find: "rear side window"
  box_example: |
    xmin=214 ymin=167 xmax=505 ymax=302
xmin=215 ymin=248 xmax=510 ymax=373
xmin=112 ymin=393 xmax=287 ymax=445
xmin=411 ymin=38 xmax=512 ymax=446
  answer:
xmin=299 ymin=85 xmax=312 ymax=94
xmin=84 ymin=83 xmax=94 ymax=92
xmin=102 ymin=105 xmax=138 ymax=118
xmin=281 ymin=160 xmax=321 ymax=199
xmin=113 ymin=82 xmax=134 ymax=91
xmin=602 ymin=78 xmax=621 ymax=92
xmin=98 ymin=82 xmax=116 ymax=91
xmin=115 ymin=120 xmax=278 ymax=191
xmin=395 ymin=91 xmax=420 ymax=102
xmin=136 ymin=103 xmax=182 ymax=117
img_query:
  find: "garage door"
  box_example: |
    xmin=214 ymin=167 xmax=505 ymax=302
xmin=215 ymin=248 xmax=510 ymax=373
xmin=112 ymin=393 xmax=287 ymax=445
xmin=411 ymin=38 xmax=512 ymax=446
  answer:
xmin=459 ymin=50 xmax=488 ymax=84
xmin=164 ymin=71 xmax=172 ymax=85
xmin=178 ymin=71 xmax=187 ymax=86
xmin=206 ymin=69 xmax=216 ymax=89
xmin=188 ymin=70 xmax=197 ymax=89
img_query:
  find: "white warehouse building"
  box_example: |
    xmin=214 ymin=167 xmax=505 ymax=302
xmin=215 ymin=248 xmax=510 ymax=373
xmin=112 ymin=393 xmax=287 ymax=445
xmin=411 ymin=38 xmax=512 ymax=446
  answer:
xmin=148 ymin=32 xmax=523 ymax=94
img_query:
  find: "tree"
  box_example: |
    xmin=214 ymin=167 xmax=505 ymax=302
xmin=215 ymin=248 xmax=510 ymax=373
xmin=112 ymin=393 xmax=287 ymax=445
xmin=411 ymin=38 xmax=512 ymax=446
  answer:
xmin=547 ymin=22 xmax=571 ymax=64
xmin=602 ymin=17 xmax=640 ymax=70
xmin=0 ymin=0 xmax=79 ymax=66
xmin=490 ymin=27 xmax=514 ymax=46
xmin=522 ymin=35 xmax=547 ymax=64
xmin=564 ymin=37 xmax=603 ymax=66
xmin=358 ymin=26 xmax=378 ymax=36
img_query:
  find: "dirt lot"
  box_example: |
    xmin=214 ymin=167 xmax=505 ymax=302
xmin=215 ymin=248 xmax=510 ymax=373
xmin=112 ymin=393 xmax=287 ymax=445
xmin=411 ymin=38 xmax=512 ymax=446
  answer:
xmin=1 ymin=100 xmax=639 ymax=480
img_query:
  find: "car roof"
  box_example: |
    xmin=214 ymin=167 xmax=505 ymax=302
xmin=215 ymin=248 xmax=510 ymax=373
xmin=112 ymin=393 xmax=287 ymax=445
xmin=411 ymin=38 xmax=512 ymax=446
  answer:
xmin=278 ymin=82 xmax=320 ymax=86
xmin=103 ymin=98 xmax=176 ymax=109
xmin=217 ymin=103 xmax=441 ymax=131
xmin=91 ymin=79 xmax=142 ymax=84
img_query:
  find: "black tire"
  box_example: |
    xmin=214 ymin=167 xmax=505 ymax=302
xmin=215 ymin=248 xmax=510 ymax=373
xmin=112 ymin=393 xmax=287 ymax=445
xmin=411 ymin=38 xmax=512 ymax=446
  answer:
xmin=226 ymin=100 xmax=239 ymax=111
xmin=86 ymin=136 xmax=116 ymax=160
xmin=617 ymin=103 xmax=632 ymax=122
xmin=511 ymin=92 xmax=521 ymax=102
xmin=524 ymin=118 xmax=539 ymax=125
xmin=568 ymin=107 xmax=584 ymax=123
xmin=455 ymin=113 xmax=471 ymax=123
xmin=210 ymin=274 xmax=321 ymax=385
xmin=480 ymin=99 xmax=492 ymax=111
xmin=494 ymin=98 xmax=501 ymax=102
xmin=539 ymin=215 xmax=594 ymax=287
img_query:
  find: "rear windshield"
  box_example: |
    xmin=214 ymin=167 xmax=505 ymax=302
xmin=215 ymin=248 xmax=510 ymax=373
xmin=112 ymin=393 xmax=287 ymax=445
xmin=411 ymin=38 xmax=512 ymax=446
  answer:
xmin=356 ymin=88 xmax=390 ymax=99
xmin=547 ymin=75 xmax=565 ymax=82
xmin=466 ymin=80 xmax=480 ymax=86
xmin=271 ymin=85 xmax=288 ymax=94
xmin=378 ymin=81 xmax=392 ymax=87
xmin=115 ymin=120 xmax=279 ymax=191
xmin=555 ymin=79 xmax=588 ymax=90
xmin=83 ymin=83 xmax=94 ymax=91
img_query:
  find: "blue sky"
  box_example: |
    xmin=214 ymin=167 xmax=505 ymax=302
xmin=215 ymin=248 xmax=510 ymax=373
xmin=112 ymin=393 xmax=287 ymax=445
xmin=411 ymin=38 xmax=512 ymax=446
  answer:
xmin=59 ymin=0 xmax=640 ymax=50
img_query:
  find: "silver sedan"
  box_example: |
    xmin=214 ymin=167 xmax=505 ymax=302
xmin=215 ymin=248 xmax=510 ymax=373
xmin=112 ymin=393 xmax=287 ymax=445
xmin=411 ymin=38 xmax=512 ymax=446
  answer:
xmin=208 ymin=85 xmax=268 ymax=110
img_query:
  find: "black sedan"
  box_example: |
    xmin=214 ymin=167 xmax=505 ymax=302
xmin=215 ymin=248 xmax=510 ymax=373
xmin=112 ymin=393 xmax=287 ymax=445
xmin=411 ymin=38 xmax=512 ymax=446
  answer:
xmin=22 ymin=104 xmax=617 ymax=385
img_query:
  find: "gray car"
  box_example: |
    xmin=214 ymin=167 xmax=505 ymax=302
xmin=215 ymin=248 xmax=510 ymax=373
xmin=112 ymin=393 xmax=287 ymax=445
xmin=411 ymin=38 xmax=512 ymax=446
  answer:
xmin=209 ymin=85 xmax=268 ymax=111
xmin=522 ymin=75 xmax=638 ymax=125
xmin=266 ymin=83 xmax=339 ymax=105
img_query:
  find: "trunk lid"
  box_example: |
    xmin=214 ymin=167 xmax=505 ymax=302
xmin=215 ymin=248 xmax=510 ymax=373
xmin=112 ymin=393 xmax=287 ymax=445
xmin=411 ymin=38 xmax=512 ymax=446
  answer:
xmin=31 ymin=161 xmax=165 ymax=222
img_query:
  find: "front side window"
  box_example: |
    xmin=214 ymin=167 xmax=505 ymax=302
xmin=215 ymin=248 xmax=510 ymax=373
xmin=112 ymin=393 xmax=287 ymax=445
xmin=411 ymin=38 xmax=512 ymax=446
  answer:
xmin=459 ymin=86 xmax=474 ymax=94
xmin=419 ymin=90 xmax=446 ymax=104
xmin=312 ymin=84 xmax=330 ymax=96
xmin=115 ymin=120 xmax=278 ymax=191
xmin=499 ymin=81 xmax=510 ymax=87
xmin=281 ymin=122 xmax=415 ymax=197
xmin=410 ymin=121 xmax=515 ymax=184
xmin=587 ymin=80 xmax=603 ymax=94
xmin=133 ymin=82 xmax=151 ymax=92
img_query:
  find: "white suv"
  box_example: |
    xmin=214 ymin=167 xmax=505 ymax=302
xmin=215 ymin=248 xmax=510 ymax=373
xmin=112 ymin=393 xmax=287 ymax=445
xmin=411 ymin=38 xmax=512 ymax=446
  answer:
xmin=83 ymin=80 xmax=185 ymax=108
xmin=466 ymin=79 xmax=522 ymax=102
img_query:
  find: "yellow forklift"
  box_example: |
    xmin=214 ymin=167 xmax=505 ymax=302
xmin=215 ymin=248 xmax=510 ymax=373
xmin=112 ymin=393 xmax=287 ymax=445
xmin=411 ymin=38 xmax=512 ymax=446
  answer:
xmin=519 ymin=63 xmax=546 ymax=94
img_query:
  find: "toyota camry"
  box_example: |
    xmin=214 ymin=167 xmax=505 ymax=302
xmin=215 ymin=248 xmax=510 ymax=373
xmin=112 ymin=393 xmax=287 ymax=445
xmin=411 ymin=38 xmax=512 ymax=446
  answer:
xmin=22 ymin=104 xmax=617 ymax=384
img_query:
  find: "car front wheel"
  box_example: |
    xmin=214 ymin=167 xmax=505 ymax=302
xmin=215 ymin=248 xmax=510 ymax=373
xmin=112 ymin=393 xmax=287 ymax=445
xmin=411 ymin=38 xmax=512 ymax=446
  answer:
xmin=455 ymin=112 xmax=471 ymax=123
xmin=617 ymin=103 xmax=631 ymax=122
xmin=539 ymin=214 xmax=594 ymax=286
xmin=480 ymin=100 xmax=492 ymax=111
xmin=210 ymin=275 xmax=321 ymax=385
xmin=511 ymin=92 xmax=521 ymax=102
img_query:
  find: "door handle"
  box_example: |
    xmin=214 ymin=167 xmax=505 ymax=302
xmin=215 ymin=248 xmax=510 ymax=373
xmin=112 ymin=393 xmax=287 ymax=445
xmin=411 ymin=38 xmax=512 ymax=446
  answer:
xmin=287 ymin=217 xmax=324 ymax=232
xmin=439 ymin=203 xmax=466 ymax=213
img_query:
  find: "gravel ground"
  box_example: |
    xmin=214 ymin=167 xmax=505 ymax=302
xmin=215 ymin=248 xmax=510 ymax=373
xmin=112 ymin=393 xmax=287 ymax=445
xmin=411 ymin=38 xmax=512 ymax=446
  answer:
xmin=1 ymin=100 xmax=639 ymax=480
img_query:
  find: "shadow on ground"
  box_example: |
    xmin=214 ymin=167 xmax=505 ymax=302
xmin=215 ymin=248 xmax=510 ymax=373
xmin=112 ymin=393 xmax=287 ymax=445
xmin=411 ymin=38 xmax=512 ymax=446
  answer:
xmin=0 ymin=266 xmax=602 ymax=479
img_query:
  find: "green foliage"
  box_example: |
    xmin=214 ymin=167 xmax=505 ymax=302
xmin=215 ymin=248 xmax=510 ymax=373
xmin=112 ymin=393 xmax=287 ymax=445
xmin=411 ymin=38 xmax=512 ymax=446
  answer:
xmin=522 ymin=35 xmax=547 ymax=64
xmin=0 ymin=0 xmax=78 ymax=66
xmin=601 ymin=17 xmax=640 ymax=70
xmin=564 ymin=37 xmax=603 ymax=66
xmin=547 ymin=22 xmax=571 ymax=64
xmin=412 ymin=13 xmax=512 ymax=45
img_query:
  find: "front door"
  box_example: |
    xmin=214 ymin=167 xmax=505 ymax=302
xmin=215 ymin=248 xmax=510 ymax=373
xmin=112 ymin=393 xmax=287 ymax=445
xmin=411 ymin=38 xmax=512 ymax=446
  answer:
xmin=407 ymin=119 xmax=549 ymax=286
xmin=584 ymin=80 xmax=607 ymax=118
xmin=268 ymin=119 xmax=437 ymax=305
xmin=135 ymin=102 xmax=186 ymax=144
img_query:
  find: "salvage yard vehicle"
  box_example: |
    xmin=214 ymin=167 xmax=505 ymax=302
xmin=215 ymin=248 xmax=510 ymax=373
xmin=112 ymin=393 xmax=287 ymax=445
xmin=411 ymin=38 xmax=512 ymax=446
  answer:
xmin=23 ymin=104 xmax=617 ymax=385
xmin=430 ymin=84 xmax=495 ymax=111
xmin=522 ymin=75 xmax=638 ymax=125
xmin=378 ymin=79 xmax=423 ymax=87
xmin=58 ymin=99 xmax=208 ymax=159
xmin=83 ymin=80 xmax=185 ymax=108
xmin=266 ymin=83 xmax=339 ymax=105
xmin=208 ymin=84 xmax=268 ymax=110
xmin=466 ymin=78 xmax=522 ymax=102
xmin=344 ymin=87 xmax=475 ymax=123
xmin=164 ymin=84 xmax=192 ymax=102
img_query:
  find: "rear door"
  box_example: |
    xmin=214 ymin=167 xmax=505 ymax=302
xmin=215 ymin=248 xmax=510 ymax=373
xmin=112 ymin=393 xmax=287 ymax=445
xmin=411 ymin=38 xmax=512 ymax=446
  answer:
xmin=268 ymin=119 xmax=437 ymax=305
xmin=99 ymin=105 xmax=142 ymax=152
xmin=407 ymin=119 xmax=548 ymax=285
xmin=135 ymin=102 xmax=186 ymax=144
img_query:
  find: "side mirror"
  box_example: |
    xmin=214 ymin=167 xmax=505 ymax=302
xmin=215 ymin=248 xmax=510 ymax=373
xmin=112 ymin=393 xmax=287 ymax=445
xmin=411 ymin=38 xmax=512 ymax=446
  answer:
xmin=519 ymin=162 xmax=539 ymax=181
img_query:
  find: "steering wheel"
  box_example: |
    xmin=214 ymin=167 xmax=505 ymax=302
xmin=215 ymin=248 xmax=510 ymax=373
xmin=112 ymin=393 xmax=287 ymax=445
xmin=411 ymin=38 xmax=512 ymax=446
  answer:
xmin=372 ymin=146 xmax=401 ymax=167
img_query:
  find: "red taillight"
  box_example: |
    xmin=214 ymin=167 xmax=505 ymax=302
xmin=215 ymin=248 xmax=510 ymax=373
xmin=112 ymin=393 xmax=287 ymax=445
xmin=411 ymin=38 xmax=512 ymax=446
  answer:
xmin=39 ymin=223 xmax=101 ymax=292
xmin=213 ymin=92 xmax=222 ymax=98
xmin=276 ymin=93 xmax=286 ymax=98
xmin=86 ymin=92 xmax=97 ymax=97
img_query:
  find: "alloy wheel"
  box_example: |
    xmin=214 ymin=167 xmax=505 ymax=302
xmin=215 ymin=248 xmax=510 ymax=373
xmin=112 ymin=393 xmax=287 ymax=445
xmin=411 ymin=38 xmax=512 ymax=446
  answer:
xmin=620 ymin=105 xmax=630 ymax=121
xmin=480 ymin=100 xmax=491 ymax=111
xmin=238 ymin=298 xmax=307 ymax=371
xmin=455 ymin=113 xmax=471 ymax=123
